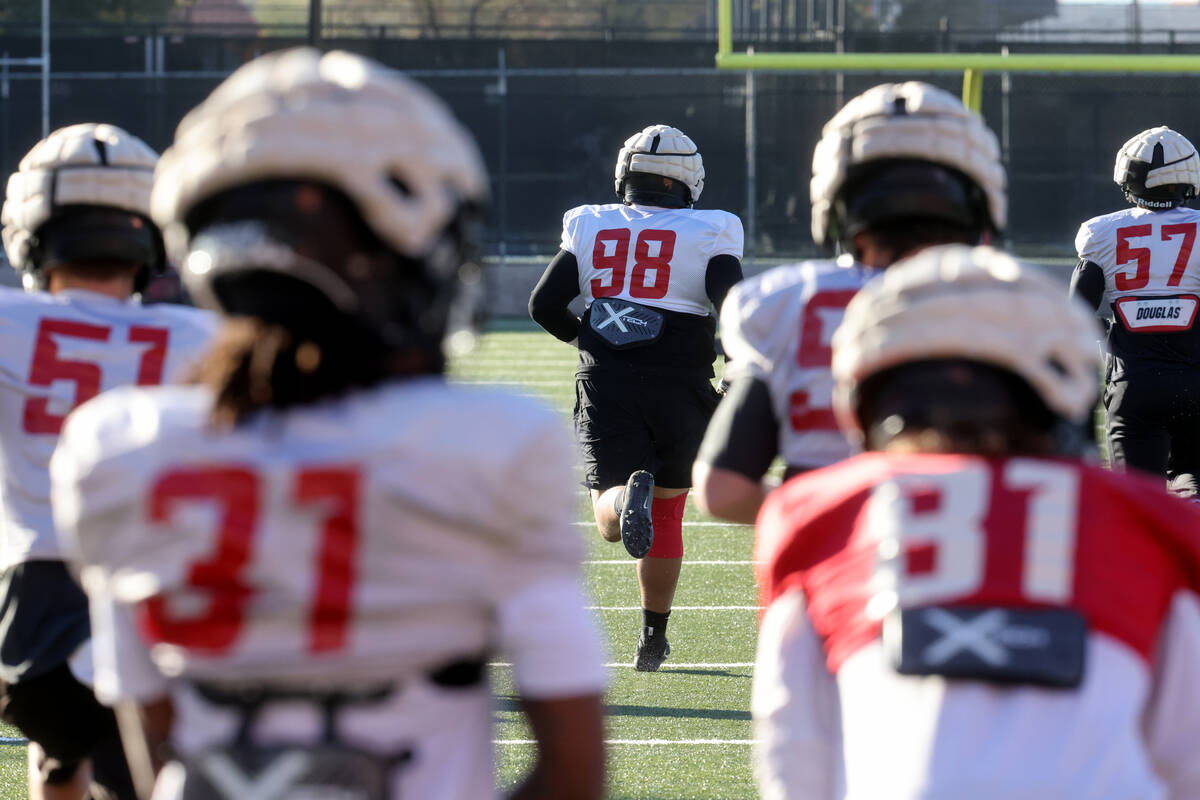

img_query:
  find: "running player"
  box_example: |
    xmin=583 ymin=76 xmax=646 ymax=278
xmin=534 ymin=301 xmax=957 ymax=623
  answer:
xmin=529 ymin=123 xmax=744 ymax=671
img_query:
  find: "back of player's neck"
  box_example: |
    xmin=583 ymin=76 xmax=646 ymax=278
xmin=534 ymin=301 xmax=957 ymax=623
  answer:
xmin=48 ymin=273 xmax=133 ymax=300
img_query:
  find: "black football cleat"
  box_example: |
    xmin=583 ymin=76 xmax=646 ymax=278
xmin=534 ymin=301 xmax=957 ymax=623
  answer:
xmin=619 ymin=470 xmax=655 ymax=559
xmin=635 ymin=633 xmax=671 ymax=672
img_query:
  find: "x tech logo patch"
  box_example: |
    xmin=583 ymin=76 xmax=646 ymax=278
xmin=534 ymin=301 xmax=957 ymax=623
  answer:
xmin=919 ymin=608 xmax=1053 ymax=667
xmin=595 ymin=303 xmax=649 ymax=333
xmin=921 ymin=608 xmax=1010 ymax=666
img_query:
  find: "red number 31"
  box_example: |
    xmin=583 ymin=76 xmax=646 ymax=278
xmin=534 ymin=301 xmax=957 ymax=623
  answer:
xmin=141 ymin=465 xmax=360 ymax=655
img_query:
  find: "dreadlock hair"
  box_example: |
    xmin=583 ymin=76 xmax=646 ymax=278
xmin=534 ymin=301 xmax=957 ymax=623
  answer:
xmin=189 ymin=277 xmax=408 ymax=429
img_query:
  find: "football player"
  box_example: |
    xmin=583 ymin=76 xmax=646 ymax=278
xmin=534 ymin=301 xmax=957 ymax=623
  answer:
xmin=754 ymin=245 xmax=1200 ymax=799
xmin=1070 ymin=126 xmax=1200 ymax=497
xmin=692 ymin=82 xmax=1006 ymax=523
xmin=51 ymin=49 xmax=607 ymax=800
xmin=529 ymin=124 xmax=744 ymax=671
xmin=0 ymin=123 xmax=217 ymax=800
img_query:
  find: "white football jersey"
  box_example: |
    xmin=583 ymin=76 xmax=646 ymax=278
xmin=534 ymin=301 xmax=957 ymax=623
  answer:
xmin=1077 ymin=206 xmax=1200 ymax=331
xmin=51 ymin=379 xmax=608 ymax=799
xmin=720 ymin=257 xmax=879 ymax=471
xmin=562 ymin=203 xmax=743 ymax=315
xmin=0 ymin=287 xmax=216 ymax=567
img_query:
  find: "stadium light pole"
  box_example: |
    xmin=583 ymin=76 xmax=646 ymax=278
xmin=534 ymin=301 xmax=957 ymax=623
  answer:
xmin=309 ymin=0 xmax=322 ymax=47
xmin=41 ymin=0 xmax=49 ymax=137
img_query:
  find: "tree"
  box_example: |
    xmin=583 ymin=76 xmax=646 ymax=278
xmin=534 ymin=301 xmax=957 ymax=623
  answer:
xmin=51 ymin=0 xmax=193 ymax=22
xmin=850 ymin=0 xmax=1057 ymax=31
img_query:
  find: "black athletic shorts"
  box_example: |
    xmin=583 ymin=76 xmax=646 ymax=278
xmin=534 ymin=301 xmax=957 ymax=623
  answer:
xmin=575 ymin=366 xmax=720 ymax=490
xmin=0 ymin=561 xmax=90 ymax=684
xmin=0 ymin=562 xmax=135 ymax=796
xmin=1103 ymin=359 xmax=1200 ymax=497
xmin=0 ymin=662 xmax=134 ymax=795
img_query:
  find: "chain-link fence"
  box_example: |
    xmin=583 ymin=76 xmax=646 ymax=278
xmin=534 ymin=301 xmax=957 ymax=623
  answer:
xmin=2 ymin=23 xmax=1200 ymax=308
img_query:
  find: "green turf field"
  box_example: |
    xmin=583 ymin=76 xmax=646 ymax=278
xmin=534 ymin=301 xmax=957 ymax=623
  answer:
xmin=0 ymin=321 xmax=758 ymax=800
xmin=453 ymin=323 xmax=760 ymax=799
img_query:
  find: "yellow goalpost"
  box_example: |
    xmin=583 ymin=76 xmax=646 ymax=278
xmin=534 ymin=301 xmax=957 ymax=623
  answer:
xmin=714 ymin=0 xmax=1200 ymax=112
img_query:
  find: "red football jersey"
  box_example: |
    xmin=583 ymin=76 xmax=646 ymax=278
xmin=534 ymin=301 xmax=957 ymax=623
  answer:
xmin=757 ymin=452 xmax=1200 ymax=671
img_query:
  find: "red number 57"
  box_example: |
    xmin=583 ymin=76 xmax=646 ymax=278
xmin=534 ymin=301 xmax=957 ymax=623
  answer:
xmin=1114 ymin=222 xmax=1196 ymax=290
xmin=23 ymin=318 xmax=168 ymax=434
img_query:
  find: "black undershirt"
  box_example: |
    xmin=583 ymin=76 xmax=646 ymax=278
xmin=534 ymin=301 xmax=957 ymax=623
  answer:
xmin=695 ymin=376 xmax=780 ymax=480
xmin=1068 ymin=259 xmax=1105 ymax=312
xmin=528 ymin=249 xmax=584 ymax=344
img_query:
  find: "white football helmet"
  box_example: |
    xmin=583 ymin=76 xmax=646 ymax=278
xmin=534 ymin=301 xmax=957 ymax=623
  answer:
xmin=1114 ymin=126 xmax=1200 ymax=209
xmin=151 ymin=47 xmax=489 ymax=353
xmin=2 ymin=122 xmax=162 ymax=290
xmin=832 ymin=244 xmax=1101 ymax=443
xmin=614 ymin=124 xmax=705 ymax=205
xmin=810 ymin=81 xmax=1006 ymax=248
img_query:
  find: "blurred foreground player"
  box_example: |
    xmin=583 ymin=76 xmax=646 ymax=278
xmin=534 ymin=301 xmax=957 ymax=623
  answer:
xmin=753 ymin=245 xmax=1200 ymax=799
xmin=1071 ymin=126 xmax=1200 ymax=497
xmin=694 ymin=81 xmax=1006 ymax=523
xmin=51 ymin=49 xmax=606 ymax=800
xmin=530 ymin=124 xmax=743 ymax=670
xmin=0 ymin=123 xmax=216 ymax=800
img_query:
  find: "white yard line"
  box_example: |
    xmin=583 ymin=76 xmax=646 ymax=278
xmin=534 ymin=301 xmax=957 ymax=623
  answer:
xmin=0 ymin=734 xmax=762 ymax=747
xmin=574 ymin=521 xmax=751 ymax=528
xmin=597 ymin=662 xmax=756 ymax=669
xmin=496 ymin=739 xmax=757 ymax=745
xmin=491 ymin=661 xmax=755 ymax=669
xmin=589 ymin=605 xmax=760 ymax=611
xmin=585 ymin=559 xmax=757 ymax=565
xmin=455 ymin=380 xmax=567 ymax=386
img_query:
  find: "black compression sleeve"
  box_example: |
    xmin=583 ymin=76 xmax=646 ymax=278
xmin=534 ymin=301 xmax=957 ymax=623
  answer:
xmin=705 ymin=254 xmax=745 ymax=313
xmin=696 ymin=376 xmax=780 ymax=480
xmin=1068 ymin=259 xmax=1105 ymax=312
xmin=529 ymin=249 xmax=582 ymax=343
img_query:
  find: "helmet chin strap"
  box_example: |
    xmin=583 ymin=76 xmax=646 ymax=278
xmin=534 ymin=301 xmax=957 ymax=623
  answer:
xmin=1126 ymin=190 xmax=1186 ymax=210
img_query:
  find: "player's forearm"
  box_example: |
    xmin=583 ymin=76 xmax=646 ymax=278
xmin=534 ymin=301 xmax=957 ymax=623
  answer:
xmin=693 ymin=377 xmax=781 ymax=523
xmin=693 ymin=461 xmax=769 ymax=524
xmin=115 ymin=696 xmax=174 ymax=800
xmin=1069 ymin=259 xmax=1105 ymax=312
xmin=508 ymin=694 xmax=605 ymax=800
xmin=529 ymin=249 xmax=582 ymax=343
